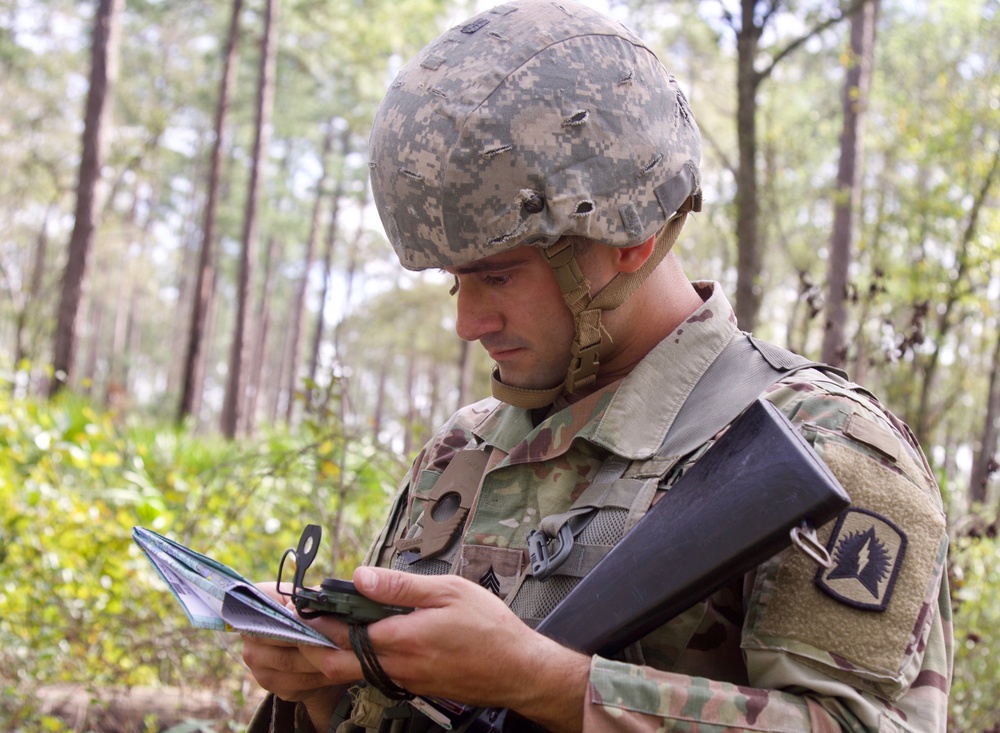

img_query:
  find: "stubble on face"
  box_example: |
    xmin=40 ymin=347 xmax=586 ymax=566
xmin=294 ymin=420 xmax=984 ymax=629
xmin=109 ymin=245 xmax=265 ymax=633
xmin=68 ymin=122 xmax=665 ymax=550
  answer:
xmin=449 ymin=247 xmax=577 ymax=392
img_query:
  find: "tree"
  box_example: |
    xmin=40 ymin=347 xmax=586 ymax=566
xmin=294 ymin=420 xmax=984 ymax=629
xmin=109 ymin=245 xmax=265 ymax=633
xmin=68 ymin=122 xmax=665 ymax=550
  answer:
xmin=178 ymin=0 xmax=244 ymax=424
xmin=821 ymin=0 xmax=878 ymax=367
xmin=724 ymin=0 xmax=863 ymax=332
xmin=970 ymin=323 xmax=1000 ymax=516
xmin=221 ymin=0 xmax=279 ymax=438
xmin=912 ymin=144 xmax=1000 ymax=446
xmin=283 ymin=120 xmax=342 ymax=424
xmin=48 ymin=0 xmax=123 ymax=397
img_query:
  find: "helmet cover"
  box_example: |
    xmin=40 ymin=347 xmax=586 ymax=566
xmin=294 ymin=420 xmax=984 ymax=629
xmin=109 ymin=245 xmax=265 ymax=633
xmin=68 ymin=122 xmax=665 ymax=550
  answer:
xmin=369 ymin=0 xmax=702 ymax=271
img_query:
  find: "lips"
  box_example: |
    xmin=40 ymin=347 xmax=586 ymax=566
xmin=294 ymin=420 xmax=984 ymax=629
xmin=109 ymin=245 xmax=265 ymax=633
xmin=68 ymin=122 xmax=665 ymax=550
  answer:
xmin=480 ymin=338 xmax=525 ymax=362
xmin=487 ymin=347 xmax=523 ymax=361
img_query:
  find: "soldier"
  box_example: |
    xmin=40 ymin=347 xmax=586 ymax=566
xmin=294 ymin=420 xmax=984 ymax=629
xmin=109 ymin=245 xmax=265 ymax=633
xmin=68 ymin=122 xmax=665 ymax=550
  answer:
xmin=241 ymin=1 xmax=952 ymax=731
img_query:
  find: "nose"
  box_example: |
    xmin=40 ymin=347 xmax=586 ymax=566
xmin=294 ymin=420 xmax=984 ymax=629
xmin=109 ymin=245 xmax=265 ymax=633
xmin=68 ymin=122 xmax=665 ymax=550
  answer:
xmin=454 ymin=281 xmax=503 ymax=343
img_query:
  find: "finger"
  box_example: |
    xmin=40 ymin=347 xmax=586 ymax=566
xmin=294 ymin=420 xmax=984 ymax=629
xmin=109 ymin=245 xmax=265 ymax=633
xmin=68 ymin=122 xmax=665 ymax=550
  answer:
xmin=353 ymin=566 xmax=466 ymax=608
xmin=300 ymin=644 xmax=364 ymax=685
xmin=254 ymin=580 xmax=294 ymax=605
xmin=298 ymin=615 xmax=353 ymax=649
xmin=243 ymin=636 xmax=323 ymax=676
xmin=240 ymin=632 xmax=298 ymax=649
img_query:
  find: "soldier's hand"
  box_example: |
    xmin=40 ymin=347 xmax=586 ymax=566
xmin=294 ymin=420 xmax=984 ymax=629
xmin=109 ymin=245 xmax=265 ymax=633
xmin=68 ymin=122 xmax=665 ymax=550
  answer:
xmin=240 ymin=582 xmax=350 ymax=721
xmin=298 ymin=567 xmax=589 ymax=732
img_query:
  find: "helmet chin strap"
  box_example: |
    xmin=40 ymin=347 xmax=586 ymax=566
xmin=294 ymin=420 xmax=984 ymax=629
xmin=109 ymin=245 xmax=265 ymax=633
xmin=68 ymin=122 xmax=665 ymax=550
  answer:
xmin=490 ymin=199 xmax=698 ymax=409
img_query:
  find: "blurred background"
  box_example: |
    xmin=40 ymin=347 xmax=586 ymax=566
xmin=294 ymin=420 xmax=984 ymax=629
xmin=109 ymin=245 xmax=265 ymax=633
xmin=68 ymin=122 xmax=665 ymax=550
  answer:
xmin=0 ymin=0 xmax=997 ymax=730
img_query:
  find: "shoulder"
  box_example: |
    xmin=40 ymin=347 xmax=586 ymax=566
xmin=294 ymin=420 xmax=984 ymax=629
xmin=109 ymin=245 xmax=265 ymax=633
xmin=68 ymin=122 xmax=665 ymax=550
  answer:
xmin=764 ymin=367 xmax=936 ymax=497
xmin=746 ymin=368 xmax=948 ymax=703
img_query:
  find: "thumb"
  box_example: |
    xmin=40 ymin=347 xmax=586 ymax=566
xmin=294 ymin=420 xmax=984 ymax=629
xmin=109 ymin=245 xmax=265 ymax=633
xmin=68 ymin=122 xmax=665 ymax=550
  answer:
xmin=353 ymin=566 xmax=459 ymax=609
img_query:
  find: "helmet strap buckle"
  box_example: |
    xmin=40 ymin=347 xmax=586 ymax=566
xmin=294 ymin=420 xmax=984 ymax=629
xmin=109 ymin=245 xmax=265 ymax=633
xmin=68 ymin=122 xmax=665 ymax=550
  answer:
xmin=566 ymin=338 xmax=601 ymax=394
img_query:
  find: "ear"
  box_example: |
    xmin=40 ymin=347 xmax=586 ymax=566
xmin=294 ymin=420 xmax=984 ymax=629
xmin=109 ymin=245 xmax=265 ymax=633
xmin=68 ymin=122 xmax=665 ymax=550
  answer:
xmin=615 ymin=235 xmax=657 ymax=274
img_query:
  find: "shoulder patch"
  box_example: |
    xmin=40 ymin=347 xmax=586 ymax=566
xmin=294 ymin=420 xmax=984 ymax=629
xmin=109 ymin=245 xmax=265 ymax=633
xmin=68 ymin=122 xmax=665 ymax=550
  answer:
xmin=815 ymin=508 xmax=907 ymax=612
xmin=742 ymin=435 xmax=947 ymax=698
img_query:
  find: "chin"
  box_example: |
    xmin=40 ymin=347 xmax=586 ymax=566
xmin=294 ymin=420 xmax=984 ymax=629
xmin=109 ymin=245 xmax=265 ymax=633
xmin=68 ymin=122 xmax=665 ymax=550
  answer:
xmin=499 ymin=369 xmax=562 ymax=392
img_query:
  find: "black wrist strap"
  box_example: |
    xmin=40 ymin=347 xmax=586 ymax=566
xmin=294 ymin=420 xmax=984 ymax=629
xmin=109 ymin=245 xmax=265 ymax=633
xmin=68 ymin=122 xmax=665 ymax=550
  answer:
xmin=348 ymin=623 xmax=414 ymax=702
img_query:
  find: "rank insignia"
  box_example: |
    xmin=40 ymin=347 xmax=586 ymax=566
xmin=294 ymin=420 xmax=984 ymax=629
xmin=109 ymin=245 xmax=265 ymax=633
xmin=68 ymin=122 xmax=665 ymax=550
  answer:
xmin=479 ymin=565 xmax=501 ymax=596
xmin=815 ymin=508 xmax=907 ymax=612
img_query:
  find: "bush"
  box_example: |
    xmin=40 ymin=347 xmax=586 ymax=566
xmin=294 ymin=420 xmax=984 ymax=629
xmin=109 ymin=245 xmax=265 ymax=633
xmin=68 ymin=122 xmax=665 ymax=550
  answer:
xmin=949 ymin=533 xmax=1000 ymax=733
xmin=0 ymin=389 xmax=402 ymax=731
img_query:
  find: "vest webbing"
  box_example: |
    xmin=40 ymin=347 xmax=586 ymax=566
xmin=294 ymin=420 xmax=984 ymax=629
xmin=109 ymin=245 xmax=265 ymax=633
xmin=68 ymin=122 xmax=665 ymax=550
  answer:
xmin=511 ymin=332 xmax=844 ymax=624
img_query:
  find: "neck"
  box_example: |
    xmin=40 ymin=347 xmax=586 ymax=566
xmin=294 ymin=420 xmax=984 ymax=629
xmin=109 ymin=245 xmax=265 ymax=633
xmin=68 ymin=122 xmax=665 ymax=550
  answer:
xmin=589 ymin=255 xmax=703 ymax=392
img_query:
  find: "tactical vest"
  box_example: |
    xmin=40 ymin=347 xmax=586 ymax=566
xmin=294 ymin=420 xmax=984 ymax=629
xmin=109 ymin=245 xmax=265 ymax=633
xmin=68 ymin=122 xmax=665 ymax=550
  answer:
xmin=354 ymin=333 xmax=845 ymax=732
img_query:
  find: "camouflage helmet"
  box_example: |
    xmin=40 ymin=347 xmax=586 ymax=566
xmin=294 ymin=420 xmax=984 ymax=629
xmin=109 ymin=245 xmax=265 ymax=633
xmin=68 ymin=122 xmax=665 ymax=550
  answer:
xmin=368 ymin=0 xmax=702 ymax=271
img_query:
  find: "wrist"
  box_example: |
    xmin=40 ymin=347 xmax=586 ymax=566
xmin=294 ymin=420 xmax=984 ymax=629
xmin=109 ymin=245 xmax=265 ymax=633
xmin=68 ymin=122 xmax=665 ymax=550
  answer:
xmin=508 ymin=639 xmax=591 ymax=733
xmin=300 ymin=684 xmax=350 ymax=733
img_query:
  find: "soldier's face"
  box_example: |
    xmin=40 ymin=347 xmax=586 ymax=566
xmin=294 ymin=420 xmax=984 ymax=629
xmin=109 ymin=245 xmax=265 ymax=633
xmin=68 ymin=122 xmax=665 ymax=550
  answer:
xmin=446 ymin=246 xmax=575 ymax=391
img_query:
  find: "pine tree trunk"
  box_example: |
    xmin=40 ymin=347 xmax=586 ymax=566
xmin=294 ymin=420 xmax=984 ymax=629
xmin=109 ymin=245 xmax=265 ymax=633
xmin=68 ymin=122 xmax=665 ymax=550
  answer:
xmin=49 ymin=0 xmax=122 ymax=397
xmin=14 ymin=207 xmax=52 ymax=386
xmin=307 ymin=176 xmax=346 ymax=408
xmin=733 ymin=0 xmax=762 ymax=332
xmin=167 ymin=131 xmax=207 ymax=398
xmin=284 ymin=122 xmax=339 ymax=424
xmin=221 ymin=0 xmax=279 ymax=438
xmin=243 ymin=236 xmax=278 ymax=435
xmin=822 ymin=0 xmax=877 ymax=367
xmin=914 ymin=146 xmax=1000 ymax=445
xmin=178 ymin=0 xmax=243 ymax=424
xmin=970 ymin=328 xmax=1000 ymax=509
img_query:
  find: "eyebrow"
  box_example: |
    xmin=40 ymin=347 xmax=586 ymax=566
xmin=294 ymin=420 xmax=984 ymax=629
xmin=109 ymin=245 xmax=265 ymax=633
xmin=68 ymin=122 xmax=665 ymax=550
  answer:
xmin=446 ymin=256 xmax=530 ymax=276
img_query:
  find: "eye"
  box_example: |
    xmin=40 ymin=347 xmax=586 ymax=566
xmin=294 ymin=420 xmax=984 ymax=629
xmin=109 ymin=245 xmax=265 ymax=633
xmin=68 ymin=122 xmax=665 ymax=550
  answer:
xmin=482 ymin=274 xmax=512 ymax=286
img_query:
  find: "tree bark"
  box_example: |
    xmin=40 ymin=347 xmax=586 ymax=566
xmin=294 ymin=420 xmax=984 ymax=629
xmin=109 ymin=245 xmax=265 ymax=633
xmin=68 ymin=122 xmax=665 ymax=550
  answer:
xmin=166 ymin=130 xmax=207 ymax=399
xmin=13 ymin=206 xmax=52 ymax=385
xmin=822 ymin=0 xmax=878 ymax=367
xmin=178 ymin=0 xmax=243 ymax=424
xmin=306 ymin=150 xmax=349 ymax=411
xmin=48 ymin=0 xmax=122 ymax=397
xmin=970 ymin=327 xmax=1000 ymax=509
xmin=733 ymin=0 xmax=763 ymax=332
xmin=730 ymin=0 xmax=864 ymax=333
xmin=285 ymin=121 xmax=339 ymax=424
xmin=221 ymin=0 xmax=279 ymax=438
xmin=243 ymin=235 xmax=279 ymax=435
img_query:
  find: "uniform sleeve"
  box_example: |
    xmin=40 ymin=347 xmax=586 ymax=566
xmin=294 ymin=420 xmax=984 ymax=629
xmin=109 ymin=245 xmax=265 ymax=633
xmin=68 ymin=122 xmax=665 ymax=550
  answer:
xmin=580 ymin=382 xmax=952 ymax=732
xmin=582 ymin=568 xmax=950 ymax=733
xmin=584 ymin=657 xmax=840 ymax=731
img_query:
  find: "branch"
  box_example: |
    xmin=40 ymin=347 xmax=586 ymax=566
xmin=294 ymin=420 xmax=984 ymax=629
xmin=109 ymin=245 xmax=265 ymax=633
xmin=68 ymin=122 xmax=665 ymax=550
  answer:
xmin=700 ymin=122 xmax=736 ymax=178
xmin=720 ymin=0 xmax=738 ymax=32
xmin=759 ymin=0 xmax=782 ymax=27
xmin=758 ymin=0 xmax=869 ymax=83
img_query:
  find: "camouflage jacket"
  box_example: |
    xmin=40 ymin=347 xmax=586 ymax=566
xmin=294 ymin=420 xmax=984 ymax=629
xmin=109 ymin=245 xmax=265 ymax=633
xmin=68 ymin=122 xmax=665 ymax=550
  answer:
xmin=250 ymin=283 xmax=952 ymax=733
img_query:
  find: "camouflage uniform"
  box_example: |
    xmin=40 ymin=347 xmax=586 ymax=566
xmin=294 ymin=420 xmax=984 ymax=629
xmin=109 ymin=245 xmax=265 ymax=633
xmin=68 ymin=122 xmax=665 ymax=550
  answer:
xmin=382 ymin=283 xmax=951 ymax=731
xmin=247 ymin=284 xmax=951 ymax=732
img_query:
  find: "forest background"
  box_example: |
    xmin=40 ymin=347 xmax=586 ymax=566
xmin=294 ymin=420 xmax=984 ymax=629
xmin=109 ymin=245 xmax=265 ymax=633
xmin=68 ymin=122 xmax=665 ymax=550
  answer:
xmin=0 ymin=0 xmax=997 ymax=730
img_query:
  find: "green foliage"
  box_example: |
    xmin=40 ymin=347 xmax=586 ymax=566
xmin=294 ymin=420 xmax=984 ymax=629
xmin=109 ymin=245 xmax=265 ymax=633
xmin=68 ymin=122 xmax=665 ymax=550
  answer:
xmin=949 ymin=534 xmax=1000 ymax=733
xmin=0 ymin=385 xmax=402 ymax=731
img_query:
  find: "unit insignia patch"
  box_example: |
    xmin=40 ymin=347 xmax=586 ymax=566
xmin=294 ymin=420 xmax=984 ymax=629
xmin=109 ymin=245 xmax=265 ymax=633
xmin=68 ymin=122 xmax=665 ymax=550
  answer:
xmin=815 ymin=508 xmax=907 ymax=612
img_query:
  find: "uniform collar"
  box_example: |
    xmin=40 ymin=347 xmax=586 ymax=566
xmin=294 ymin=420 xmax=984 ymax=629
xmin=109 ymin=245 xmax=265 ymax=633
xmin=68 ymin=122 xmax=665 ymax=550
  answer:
xmin=472 ymin=282 xmax=738 ymax=462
